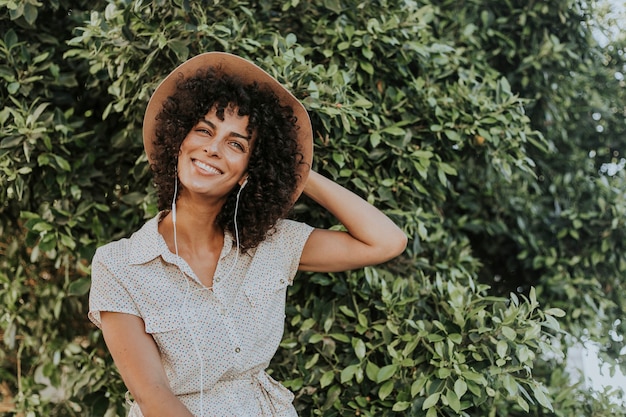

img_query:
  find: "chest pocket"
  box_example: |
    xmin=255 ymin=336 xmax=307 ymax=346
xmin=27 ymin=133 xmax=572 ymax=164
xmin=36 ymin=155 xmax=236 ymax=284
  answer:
xmin=243 ymin=276 xmax=290 ymax=341
xmin=144 ymin=308 xmax=188 ymax=334
xmin=142 ymin=308 xmax=208 ymax=393
xmin=243 ymin=276 xmax=290 ymax=309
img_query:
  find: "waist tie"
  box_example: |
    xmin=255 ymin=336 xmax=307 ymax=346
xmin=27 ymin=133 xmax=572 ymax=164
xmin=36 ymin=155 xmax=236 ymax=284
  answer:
xmin=250 ymin=371 xmax=296 ymax=416
xmin=124 ymin=371 xmax=296 ymax=417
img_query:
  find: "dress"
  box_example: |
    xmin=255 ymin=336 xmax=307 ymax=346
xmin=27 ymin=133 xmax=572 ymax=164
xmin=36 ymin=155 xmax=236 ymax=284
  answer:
xmin=88 ymin=212 xmax=314 ymax=416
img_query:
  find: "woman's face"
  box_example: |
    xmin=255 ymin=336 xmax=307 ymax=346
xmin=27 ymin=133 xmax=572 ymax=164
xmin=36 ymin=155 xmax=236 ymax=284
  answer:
xmin=177 ymin=105 xmax=253 ymax=203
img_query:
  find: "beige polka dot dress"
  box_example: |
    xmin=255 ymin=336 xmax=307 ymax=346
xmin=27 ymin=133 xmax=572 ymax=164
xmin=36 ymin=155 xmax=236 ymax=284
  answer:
xmin=89 ymin=213 xmax=313 ymax=416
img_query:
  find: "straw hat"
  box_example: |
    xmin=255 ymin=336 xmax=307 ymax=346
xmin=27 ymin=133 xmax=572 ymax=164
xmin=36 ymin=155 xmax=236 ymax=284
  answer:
xmin=143 ymin=52 xmax=313 ymax=200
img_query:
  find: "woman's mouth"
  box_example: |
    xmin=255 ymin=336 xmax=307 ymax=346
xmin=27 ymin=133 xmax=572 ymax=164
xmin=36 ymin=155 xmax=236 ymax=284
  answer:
xmin=192 ymin=159 xmax=222 ymax=175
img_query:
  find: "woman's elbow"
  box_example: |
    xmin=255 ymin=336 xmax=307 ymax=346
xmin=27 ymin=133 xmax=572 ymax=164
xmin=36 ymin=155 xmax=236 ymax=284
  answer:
xmin=381 ymin=228 xmax=408 ymax=261
xmin=394 ymin=229 xmax=408 ymax=256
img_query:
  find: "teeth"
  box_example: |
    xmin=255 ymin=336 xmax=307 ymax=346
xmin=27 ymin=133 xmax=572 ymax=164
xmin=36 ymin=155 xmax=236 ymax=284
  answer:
xmin=193 ymin=160 xmax=222 ymax=174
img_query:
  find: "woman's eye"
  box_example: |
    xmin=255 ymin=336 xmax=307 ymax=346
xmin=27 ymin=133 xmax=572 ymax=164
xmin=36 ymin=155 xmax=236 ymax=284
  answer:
xmin=230 ymin=141 xmax=245 ymax=151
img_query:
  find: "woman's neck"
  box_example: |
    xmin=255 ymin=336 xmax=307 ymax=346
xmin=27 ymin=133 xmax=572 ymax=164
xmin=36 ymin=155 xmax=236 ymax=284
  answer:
xmin=162 ymin=196 xmax=225 ymax=257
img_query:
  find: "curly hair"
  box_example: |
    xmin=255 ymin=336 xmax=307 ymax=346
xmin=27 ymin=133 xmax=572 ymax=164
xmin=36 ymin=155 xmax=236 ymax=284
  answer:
xmin=150 ymin=67 xmax=305 ymax=249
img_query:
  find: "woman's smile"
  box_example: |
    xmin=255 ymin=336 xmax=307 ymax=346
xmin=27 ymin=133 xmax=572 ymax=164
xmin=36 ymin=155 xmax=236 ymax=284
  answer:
xmin=191 ymin=158 xmax=223 ymax=175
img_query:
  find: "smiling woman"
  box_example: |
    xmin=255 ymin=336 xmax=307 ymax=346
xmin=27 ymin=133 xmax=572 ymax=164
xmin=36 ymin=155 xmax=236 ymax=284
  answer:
xmin=148 ymin=60 xmax=305 ymax=250
xmin=87 ymin=52 xmax=407 ymax=417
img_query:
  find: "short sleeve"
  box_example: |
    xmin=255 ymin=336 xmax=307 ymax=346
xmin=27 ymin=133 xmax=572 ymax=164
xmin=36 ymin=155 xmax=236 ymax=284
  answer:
xmin=88 ymin=245 xmax=141 ymax=328
xmin=271 ymin=219 xmax=314 ymax=283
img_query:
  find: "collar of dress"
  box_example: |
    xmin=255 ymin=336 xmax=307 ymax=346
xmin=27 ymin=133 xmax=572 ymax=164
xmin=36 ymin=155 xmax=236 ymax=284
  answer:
xmin=126 ymin=211 xmax=237 ymax=266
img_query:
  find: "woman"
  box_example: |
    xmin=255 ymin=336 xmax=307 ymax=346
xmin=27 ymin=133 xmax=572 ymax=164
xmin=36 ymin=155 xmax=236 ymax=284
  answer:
xmin=89 ymin=52 xmax=407 ymax=417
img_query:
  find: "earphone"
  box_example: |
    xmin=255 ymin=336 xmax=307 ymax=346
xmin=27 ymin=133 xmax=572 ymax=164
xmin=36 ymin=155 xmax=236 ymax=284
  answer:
xmin=172 ymin=171 xmax=245 ymax=416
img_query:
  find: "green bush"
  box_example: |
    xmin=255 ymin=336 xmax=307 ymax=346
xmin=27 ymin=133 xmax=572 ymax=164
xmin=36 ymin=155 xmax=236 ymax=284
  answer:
xmin=1 ymin=0 xmax=624 ymax=416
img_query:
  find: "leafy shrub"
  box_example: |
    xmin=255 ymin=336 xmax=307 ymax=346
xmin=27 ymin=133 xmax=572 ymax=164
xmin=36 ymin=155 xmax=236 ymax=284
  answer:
xmin=1 ymin=0 xmax=624 ymax=415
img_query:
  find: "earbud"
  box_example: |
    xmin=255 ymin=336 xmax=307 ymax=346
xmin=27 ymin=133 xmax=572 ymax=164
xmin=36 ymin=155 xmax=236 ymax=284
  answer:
xmin=240 ymin=177 xmax=249 ymax=189
xmin=172 ymin=169 xmax=179 ymax=223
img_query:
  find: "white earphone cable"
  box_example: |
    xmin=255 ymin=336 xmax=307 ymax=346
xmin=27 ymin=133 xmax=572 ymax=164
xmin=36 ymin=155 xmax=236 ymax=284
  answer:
xmin=174 ymin=177 xmax=244 ymax=416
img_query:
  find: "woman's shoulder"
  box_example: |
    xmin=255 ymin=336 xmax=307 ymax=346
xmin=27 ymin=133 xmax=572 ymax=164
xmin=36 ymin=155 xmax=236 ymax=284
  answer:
xmin=93 ymin=214 xmax=162 ymax=266
xmin=254 ymin=219 xmax=314 ymax=256
xmin=271 ymin=218 xmax=314 ymax=240
xmin=92 ymin=235 xmax=133 ymax=272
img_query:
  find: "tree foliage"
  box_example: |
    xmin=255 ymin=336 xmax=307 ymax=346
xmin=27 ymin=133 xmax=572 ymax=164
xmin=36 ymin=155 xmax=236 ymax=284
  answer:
xmin=1 ymin=0 xmax=624 ymax=416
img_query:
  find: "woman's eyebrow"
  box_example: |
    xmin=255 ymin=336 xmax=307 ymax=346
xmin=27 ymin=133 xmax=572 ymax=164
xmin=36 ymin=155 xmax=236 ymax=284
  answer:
xmin=200 ymin=118 xmax=251 ymax=141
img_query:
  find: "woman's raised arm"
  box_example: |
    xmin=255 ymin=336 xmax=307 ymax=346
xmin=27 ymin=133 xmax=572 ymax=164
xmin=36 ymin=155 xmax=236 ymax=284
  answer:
xmin=299 ymin=170 xmax=407 ymax=272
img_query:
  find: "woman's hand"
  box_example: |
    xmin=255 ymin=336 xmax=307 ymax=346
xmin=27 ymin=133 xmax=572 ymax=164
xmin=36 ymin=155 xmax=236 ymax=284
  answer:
xmin=299 ymin=170 xmax=407 ymax=272
xmin=100 ymin=312 xmax=194 ymax=417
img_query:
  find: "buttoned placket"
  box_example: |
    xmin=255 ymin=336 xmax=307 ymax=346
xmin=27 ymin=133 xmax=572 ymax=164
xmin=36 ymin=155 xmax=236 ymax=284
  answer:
xmin=164 ymin=230 xmax=247 ymax=368
xmin=212 ymin=236 xmax=246 ymax=367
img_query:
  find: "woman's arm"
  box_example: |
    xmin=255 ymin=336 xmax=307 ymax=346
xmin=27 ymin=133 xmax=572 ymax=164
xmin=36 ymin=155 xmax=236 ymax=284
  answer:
xmin=100 ymin=312 xmax=194 ymax=417
xmin=299 ymin=170 xmax=407 ymax=272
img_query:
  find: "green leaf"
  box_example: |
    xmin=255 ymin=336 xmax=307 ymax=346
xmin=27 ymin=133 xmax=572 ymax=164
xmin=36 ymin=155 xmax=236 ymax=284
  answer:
xmin=8 ymin=82 xmax=19 ymax=94
xmin=365 ymin=360 xmax=380 ymax=382
xmin=357 ymin=312 xmax=368 ymax=327
xmin=422 ymin=392 xmax=440 ymax=410
xmin=3 ymin=320 xmax=17 ymax=350
xmin=446 ymin=389 xmax=461 ymax=413
xmin=352 ymin=338 xmax=366 ymax=360
xmin=30 ymin=102 xmax=50 ymax=122
xmin=378 ymin=380 xmax=394 ymax=400
xmin=304 ymin=353 xmax=319 ymax=369
xmin=392 ymin=401 xmax=411 ymax=412
xmin=4 ymin=29 xmax=18 ymax=48
xmin=329 ymin=333 xmax=350 ymax=343
xmin=381 ymin=126 xmax=406 ymax=136
xmin=120 ymin=192 xmax=145 ymax=205
xmin=340 ymin=364 xmax=358 ymax=383
xmin=167 ymin=40 xmax=189 ymax=62
xmin=31 ymin=221 xmax=53 ymax=232
xmin=370 ymin=132 xmax=381 ymax=147
xmin=338 ymin=305 xmax=356 ymax=318
xmin=377 ymin=364 xmax=398 ymax=382
xmin=531 ymin=384 xmax=553 ymax=411
xmin=352 ymin=97 xmax=373 ymax=108
xmin=320 ymin=370 xmax=334 ymax=388
xmin=360 ymin=61 xmax=374 ymax=75
xmin=501 ymin=326 xmax=516 ymax=341
xmin=306 ymin=326 xmax=323 ymax=339
xmin=426 ymin=333 xmax=444 ymax=342
xmin=68 ymin=277 xmax=91 ymax=296
xmin=60 ymin=233 xmax=76 ymax=250
xmin=454 ymin=379 xmax=467 ymax=398
xmin=0 ymin=136 xmax=22 ymax=149
xmin=322 ymin=385 xmax=341 ymax=411
xmin=502 ymin=374 xmax=518 ymax=396
xmin=517 ymin=396 xmax=530 ymax=412
xmin=23 ymin=3 xmax=38 ymax=26
xmin=496 ymin=339 xmax=508 ymax=358
xmin=544 ymin=308 xmax=566 ymax=317
xmin=430 ymin=124 xmax=442 ymax=132
xmin=53 ymin=155 xmax=71 ymax=171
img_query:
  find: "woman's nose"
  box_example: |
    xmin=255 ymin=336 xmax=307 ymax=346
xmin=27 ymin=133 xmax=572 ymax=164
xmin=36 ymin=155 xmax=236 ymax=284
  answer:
xmin=203 ymin=137 xmax=221 ymax=156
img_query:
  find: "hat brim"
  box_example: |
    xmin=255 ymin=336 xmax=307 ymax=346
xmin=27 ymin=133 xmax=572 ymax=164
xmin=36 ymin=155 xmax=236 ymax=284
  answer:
xmin=143 ymin=52 xmax=313 ymax=203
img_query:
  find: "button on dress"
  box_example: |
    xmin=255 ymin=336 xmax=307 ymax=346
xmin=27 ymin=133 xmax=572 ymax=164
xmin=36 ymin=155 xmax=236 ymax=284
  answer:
xmin=89 ymin=213 xmax=313 ymax=416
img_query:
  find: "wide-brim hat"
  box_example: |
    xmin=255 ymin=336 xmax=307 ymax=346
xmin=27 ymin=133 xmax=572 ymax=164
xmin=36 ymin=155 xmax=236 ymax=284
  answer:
xmin=143 ymin=52 xmax=313 ymax=202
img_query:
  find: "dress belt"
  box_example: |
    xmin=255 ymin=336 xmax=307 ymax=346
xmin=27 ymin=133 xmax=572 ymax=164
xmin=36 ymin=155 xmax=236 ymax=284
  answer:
xmin=125 ymin=370 xmax=295 ymax=416
xmin=250 ymin=370 xmax=296 ymax=416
